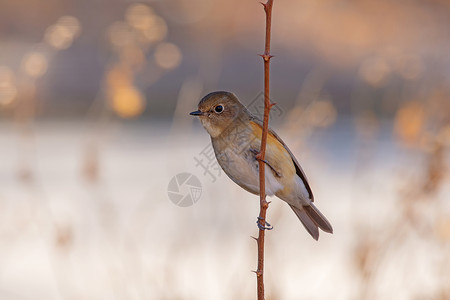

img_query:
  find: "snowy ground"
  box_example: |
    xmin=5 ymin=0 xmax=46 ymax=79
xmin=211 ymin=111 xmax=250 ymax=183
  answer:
xmin=0 ymin=120 xmax=448 ymax=300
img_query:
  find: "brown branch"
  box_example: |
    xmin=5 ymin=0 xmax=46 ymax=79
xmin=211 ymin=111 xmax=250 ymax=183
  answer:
xmin=255 ymin=1 xmax=274 ymax=300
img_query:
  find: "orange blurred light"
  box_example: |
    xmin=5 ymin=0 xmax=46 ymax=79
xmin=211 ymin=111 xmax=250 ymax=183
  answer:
xmin=126 ymin=3 xmax=154 ymax=31
xmin=0 ymin=66 xmax=17 ymax=106
xmin=394 ymin=101 xmax=425 ymax=145
xmin=435 ymin=217 xmax=450 ymax=242
xmin=110 ymin=86 xmax=145 ymax=118
xmin=106 ymin=65 xmax=132 ymax=89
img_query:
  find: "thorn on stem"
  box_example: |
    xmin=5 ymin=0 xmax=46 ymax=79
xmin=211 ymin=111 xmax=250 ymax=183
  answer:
xmin=258 ymin=53 xmax=273 ymax=62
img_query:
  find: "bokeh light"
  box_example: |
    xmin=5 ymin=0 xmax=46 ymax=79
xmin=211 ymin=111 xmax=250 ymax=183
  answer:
xmin=106 ymin=65 xmax=146 ymax=118
xmin=45 ymin=24 xmax=74 ymax=49
xmin=44 ymin=16 xmax=81 ymax=50
xmin=141 ymin=15 xmax=168 ymax=44
xmin=394 ymin=101 xmax=425 ymax=146
xmin=57 ymin=16 xmax=81 ymax=36
xmin=0 ymin=1 xmax=449 ymax=299
xmin=111 ymin=4 xmax=168 ymax=47
xmin=154 ymin=42 xmax=182 ymax=70
xmin=106 ymin=65 xmax=133 ymax=89
xmin=21 ymin=51 xmax=48 ymax=78
xmin=0 ymin=66 xmax=17 ymax=106
xmin=305 ymin=99 xmax=337 ymax=128
xmin=126 ymin=3 xmax=155 ymax=30
xmin=360 ymin=56 xmax=391 ymax=87
xmin=435 ymin=217 xmax=450 ymax=242
xmin=110 ymin=86 xmax=145 ymax=118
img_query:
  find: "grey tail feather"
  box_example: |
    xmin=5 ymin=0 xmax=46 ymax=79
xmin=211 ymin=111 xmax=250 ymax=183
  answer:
xmin=304 ymin=203 xmax=333 ymax=234
xmin=289 ymin=205 xmax=319 ymax=240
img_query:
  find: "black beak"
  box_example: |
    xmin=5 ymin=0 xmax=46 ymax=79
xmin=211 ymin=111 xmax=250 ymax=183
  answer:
xmin=190 ymin=110 xmax=203 ymax=116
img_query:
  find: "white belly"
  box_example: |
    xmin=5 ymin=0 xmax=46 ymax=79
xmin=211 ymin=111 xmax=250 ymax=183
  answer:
xmin=215 ymin=148 xmax=283 ymax=196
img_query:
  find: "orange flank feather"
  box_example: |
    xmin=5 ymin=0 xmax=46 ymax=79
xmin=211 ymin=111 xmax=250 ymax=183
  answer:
xmin=249 ymin=121 xmax=298 ymax=200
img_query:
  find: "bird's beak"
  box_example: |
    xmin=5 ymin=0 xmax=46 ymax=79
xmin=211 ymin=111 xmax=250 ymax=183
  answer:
xmin=189 ymin=110 xmax=203 ymax=116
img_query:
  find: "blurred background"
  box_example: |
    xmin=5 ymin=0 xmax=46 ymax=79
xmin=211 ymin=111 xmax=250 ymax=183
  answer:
xmin=1 ymin=0 xmax=449 ymax=299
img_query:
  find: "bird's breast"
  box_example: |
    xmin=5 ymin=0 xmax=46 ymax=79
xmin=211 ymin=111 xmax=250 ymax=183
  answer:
xmin=211 ymin=128 xmax=283 ymax=196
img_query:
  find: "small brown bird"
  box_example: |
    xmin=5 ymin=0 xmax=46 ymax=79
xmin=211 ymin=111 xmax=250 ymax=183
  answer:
xmin=190 ymin=91 xmax=333 ymax=240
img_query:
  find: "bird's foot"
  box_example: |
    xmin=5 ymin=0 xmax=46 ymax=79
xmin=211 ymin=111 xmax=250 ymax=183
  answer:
xmin=250 ymin=149 xmax=281 ymax=177
xmin=256 ymin=217 xmax=273 ymax=230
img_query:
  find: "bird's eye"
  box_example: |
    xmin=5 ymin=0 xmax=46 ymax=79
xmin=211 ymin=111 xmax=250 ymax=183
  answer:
xmin=214 ymin=105 xmax=224 ymax=113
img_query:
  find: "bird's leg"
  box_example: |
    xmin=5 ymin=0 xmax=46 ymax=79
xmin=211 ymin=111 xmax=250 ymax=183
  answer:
xmin=250 ymin=149 xmax=282 ymax=177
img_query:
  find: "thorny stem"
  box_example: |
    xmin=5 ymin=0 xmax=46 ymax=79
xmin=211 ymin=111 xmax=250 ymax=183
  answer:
xmin=256 ymin=1 xmax=274 ymax=300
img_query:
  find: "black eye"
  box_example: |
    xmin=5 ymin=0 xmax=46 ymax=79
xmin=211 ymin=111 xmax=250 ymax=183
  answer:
xmin=214 ymin=105 xmax=224 ymax=113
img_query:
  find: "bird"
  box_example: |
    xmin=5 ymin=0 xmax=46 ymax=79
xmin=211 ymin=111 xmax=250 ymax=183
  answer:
xmin=190 ymin=91 xmax=333 ymax=240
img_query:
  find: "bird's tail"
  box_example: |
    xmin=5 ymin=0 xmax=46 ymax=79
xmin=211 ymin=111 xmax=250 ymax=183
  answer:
xmin=290 ymin=203 xmax=333 ymax=240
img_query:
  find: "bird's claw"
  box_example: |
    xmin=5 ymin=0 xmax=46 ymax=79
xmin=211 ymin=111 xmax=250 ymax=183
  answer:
xmin=250 ymin=149 xmax=262 ymax=160
xmin=256 ymin=217 xmax=273 ymax=230
xmin=250 ymin=149 xmax=282 ymax=177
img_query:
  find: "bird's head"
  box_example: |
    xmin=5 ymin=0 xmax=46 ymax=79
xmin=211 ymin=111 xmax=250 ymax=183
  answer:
xmin=190 ymin=91 xmax=248 ymax=138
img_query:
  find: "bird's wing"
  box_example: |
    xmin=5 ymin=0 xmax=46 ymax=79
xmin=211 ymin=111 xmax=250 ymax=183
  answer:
xmin=249 ymin=118 xmax=314 ymax=201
